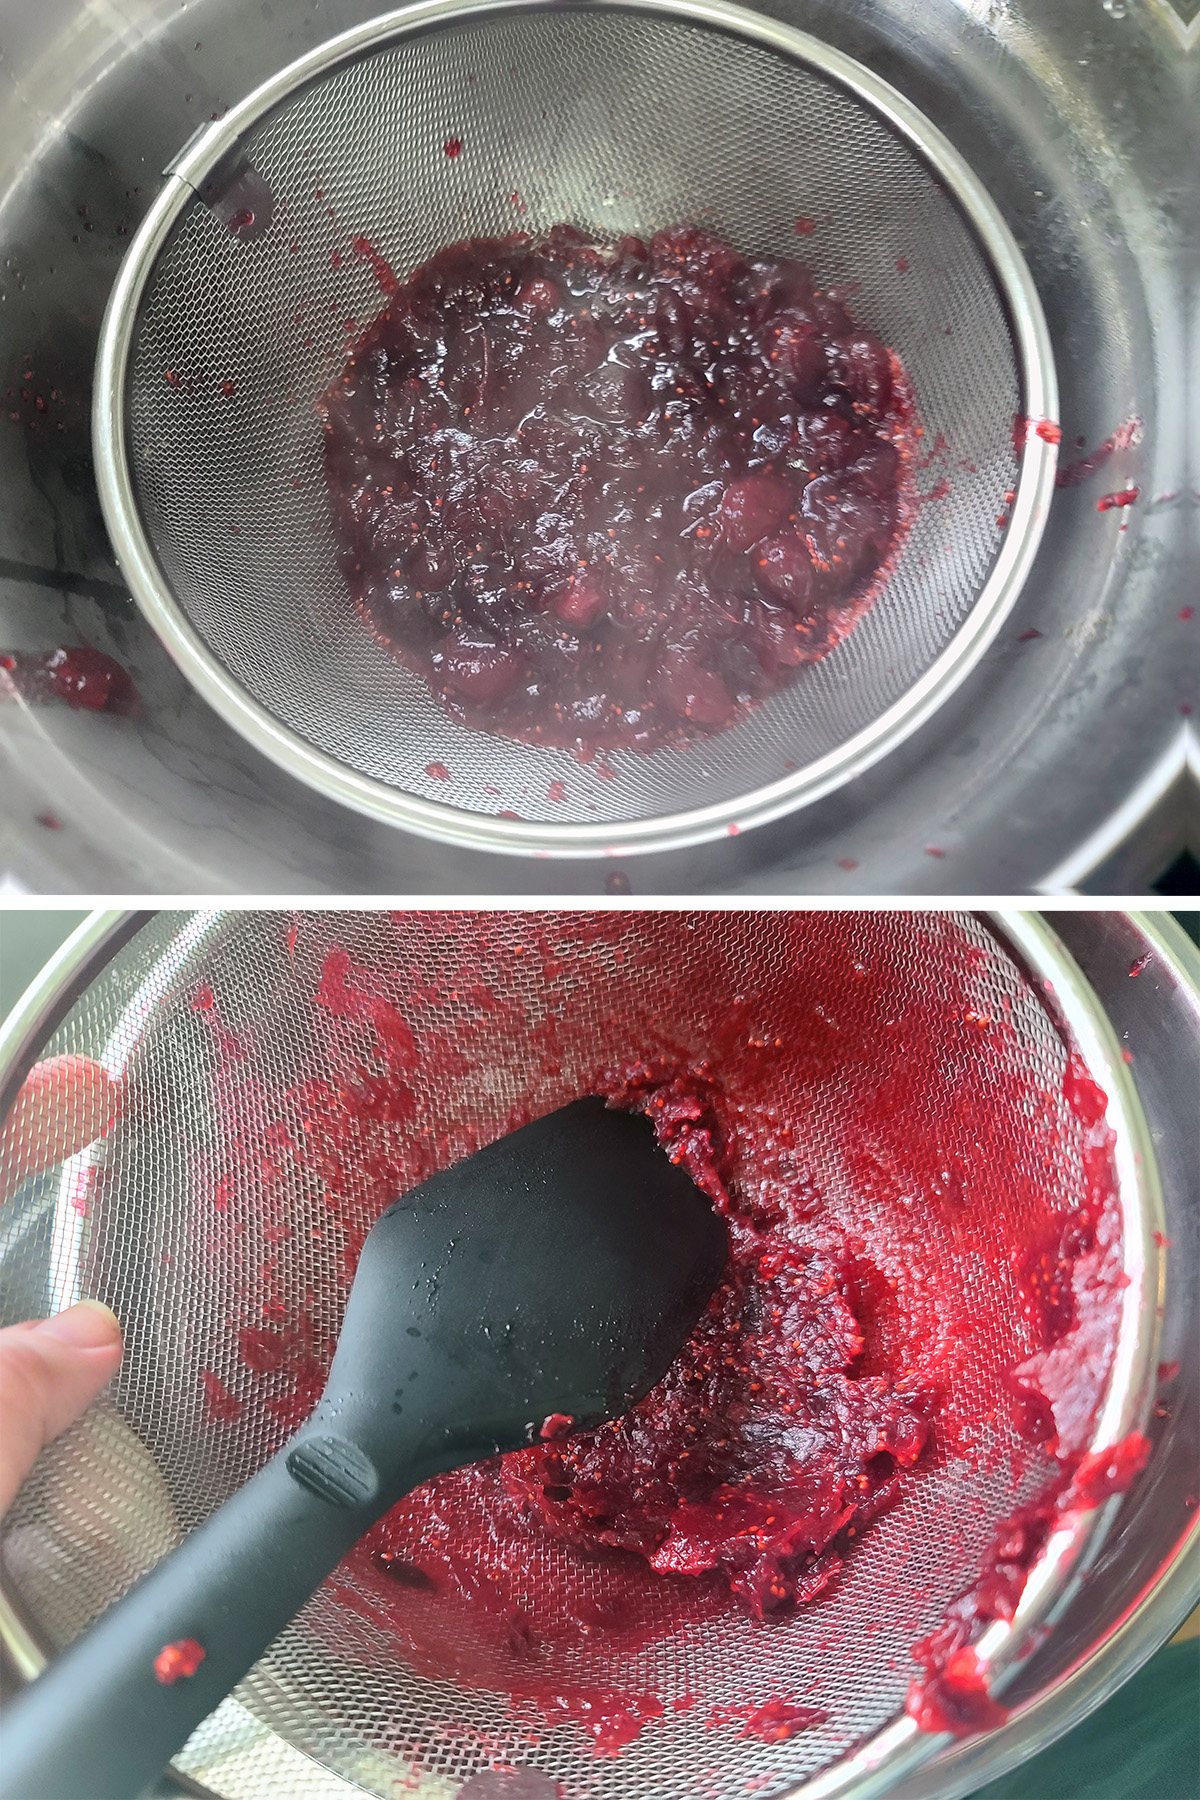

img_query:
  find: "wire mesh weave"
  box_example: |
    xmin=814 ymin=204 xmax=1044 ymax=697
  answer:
xmin=0 ymin=912 xmax=1130 ymax=1800
xmin=120 ymin=4 xmax=1025 ymax=837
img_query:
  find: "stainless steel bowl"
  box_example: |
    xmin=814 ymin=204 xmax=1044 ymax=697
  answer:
xmin=0 ymin=0 xmax=1194 ymax=892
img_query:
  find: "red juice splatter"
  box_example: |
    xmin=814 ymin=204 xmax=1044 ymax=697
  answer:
xmin=794 ymin=216 xmax=815 ymax=234
xmin=531 ymin=1690 xmax=664 ymax=1754
xmin=352 ymin=236 xmax=399 ymax=295
xmin=1128 ymin=953 xmax=1151 ymax=977
xmin=707 ymin=1697 xmax=828 ymax=1741
xmin=895 ymin=256 xmax=909 ymax=273
xmin=191 ymin=984 xmax=215 ymax=1012
xmin=547 ymin=779 xmax=566 ymax=803
xmin=1181 ymin=607 xmax=1194 ymax=621
xmin=153 ymin=1638 xmax=205 ymax=1683
xmin=444 ymin=137 xmax=463 ymax=158
xmin=425 ymin=761 xmax=450 ymax=780
xmin=1055 ymin=419 xmax=1140 ymax=488
xmin=1158 ymin=1361 xmax=1180 ymax=1384
xmin=0 ymin=646 xmax=139 ymax=716
xmin=539 ymin=1413 xmax=574 ymax=1441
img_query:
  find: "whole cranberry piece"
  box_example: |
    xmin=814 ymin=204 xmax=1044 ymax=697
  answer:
xmin=654 ymin=647 xmax=734 ymax=727
xmin=847 ymin=439 xmax=901 ymax=499
xmin=516 ymin=277 xmax=561 ymax=314
xmin=794 ymin=409 xmax=857 ymax=473
xmin=717 ymin=474 xmax=795 ymax=554
xmin=551 ymin=577 xmax=608 ymax=628
xmin=756 ymin=606 xmax=812 ymax=670
xmin=802 ymin=479 xmax=891 ymax=581
xmin=754 ymin=534 xmax=819 ymax=616
xmin=442 ymin=632 xmax=524 ymax=701
xmin=830 ymin=333 xmax=894 ymax=416
xmin=764 ymin=317 xmax=827 ymax=399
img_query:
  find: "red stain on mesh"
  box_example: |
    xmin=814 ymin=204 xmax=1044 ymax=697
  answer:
xmin=200 ymin=1369 xmax=242 ymax=1423
xmin=153 ymin=1638 xmax=205 ymax=1684
xmin=352 ymin=236 xmax=400 ymax=296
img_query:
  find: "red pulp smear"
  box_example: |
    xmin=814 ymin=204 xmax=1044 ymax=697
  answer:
xmin=198 ymin=914 xmax=1130 ymax=1755
xmin=1096 ymin=487 xmax=1140 ymax=512
xmin=0 ymin=645 xmax=139 ymax=715
xmin=321 ymin=225 xmax=914 ymax=754
xmin=153 ymin=1638 xmax=206 ymax=1684
xmin=906 ymin=1054 xmax=1137 ymax=1737
xmin=1054 ymin=419 xmax=1140 ymax=488
xmin=707 ymin=1697 xmax=828 ymax=1740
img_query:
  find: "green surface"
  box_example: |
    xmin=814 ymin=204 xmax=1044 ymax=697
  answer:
xmin=1 ymin=910 xmax=1197 ymax=1797
xmin=968 ymin=1638 xmax=1199 ymax=1800
xmin=0 ymin=909 xmax=89 ymax=1019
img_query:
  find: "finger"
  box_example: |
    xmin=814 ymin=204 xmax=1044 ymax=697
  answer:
xmin=0 ymin=1055 xmax=120 ymax=1204
xmin=0 ymin=1301 xmax=124 ymax=1517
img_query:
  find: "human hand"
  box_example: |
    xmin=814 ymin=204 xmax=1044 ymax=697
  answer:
xmin=0 ymin=1055 xmax=124 ymax=1517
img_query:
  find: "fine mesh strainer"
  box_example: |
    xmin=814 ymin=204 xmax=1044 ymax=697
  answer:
xmin=92 ymin=0 xmax=1058 ymax=858
xmin=0 ymin=911 xmax=1160 ymax=1800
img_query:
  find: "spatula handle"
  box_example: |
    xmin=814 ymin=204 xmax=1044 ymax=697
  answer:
xmin=0 ymin=1433 xmax=386 ymax=1800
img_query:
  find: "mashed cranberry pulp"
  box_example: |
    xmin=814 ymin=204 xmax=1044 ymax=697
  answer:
xmin=355 ymin=1065 xmax=932 ymax=1641
xmin=321 ymin=226 xmax=913 ymax=752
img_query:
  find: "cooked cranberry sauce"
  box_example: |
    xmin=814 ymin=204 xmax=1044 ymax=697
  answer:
xmin=322 ymin=225 xmax=913 ymax=755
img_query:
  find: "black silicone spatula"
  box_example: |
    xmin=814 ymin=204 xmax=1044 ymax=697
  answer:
xmin=1 ymin=1098 xmax=726 ymax=1800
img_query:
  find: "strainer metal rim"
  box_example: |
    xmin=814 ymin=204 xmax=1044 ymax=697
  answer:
xmin=92 ymin=0 xmax=1059 ymax=860
xmin=0 ymin=910 xmax=1165 ymax=1800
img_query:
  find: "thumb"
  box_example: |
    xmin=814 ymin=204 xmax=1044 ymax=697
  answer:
xmin=0 ymin=1301 xmax=124 ymax=1517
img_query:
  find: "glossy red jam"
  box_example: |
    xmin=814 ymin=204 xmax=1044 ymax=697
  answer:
xmin=0 ymin=645 xmax=139 ymax=715
xmin=321 ymin=226 xmax=913 ymax=754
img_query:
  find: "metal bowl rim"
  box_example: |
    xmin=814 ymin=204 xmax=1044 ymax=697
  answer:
xmin=91 ymin=0 xmax=1058 ymax=859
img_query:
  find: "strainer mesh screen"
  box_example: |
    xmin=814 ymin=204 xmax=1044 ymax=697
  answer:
xmin=0 ymin=912 xmax=1116 ymax=1800
xmin=123 ymin=8 xmax=1020 ymax=829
